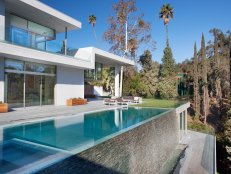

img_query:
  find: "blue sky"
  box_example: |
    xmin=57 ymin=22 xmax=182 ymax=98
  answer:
xmin=41 ymin=0 xmax=231 ymax=63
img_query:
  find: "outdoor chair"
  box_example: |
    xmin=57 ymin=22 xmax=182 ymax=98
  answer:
xmin=116 ymin=98 xmax=129 ymax=106
xmin=123 ymin=96 xmax=142 ymax=104
xmin=103 ymin=98 xmax=117 ymax=105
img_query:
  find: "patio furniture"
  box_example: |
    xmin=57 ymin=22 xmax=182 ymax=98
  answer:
xmin=103 ymin=98 xmax=117 ymax=105
xmin=116 ymin=98 xmax=129 ymax=106
xmin=123 ymin=96 xmax=142 ymax=104
xmin=0 ymin=103 xmax=8 ymax=113
xmin=133 ymin=97 xmax=142 ymax=104
xmin=67 ymin=98 xmax=88 ymax=106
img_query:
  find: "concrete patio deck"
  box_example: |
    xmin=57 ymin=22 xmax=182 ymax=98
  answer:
xmin=0 ymin=100 xmax=122 ymax=126
xmin=175 ymin=130 xmax=216 ymax=174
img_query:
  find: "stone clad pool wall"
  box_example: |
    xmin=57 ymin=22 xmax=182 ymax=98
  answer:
xmin=38 ymin=108 xmax=181 ymax=174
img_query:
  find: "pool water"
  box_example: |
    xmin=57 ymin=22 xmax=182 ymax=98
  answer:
xmin=0 ymin=107 xmax=168 ymax=173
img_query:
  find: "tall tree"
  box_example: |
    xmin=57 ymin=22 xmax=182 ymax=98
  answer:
xmin=158 ymin=4 xmax=176 ymax=99
xmin=201 ymin=33 xmax=209 ymax=124
xmin=159 ymin=3 xmax=174 ymax=47
xmin=161 ymin=46 xmax=175 ymax=77
xmin=88 ymin=15 xmax=98 ymax=42
xmin=212 ymin=29 xmax=222 ymax=99
xmin=139 ymin=50 xmax=159 ymax=97
xmin=158 ymin=46 xmax=177 ymax=99
xmin=193 ymin=42 xmax=200 ymax=118
xmin=104 ymin=0 xmax=154 ymax=59
xmin=229 ymin=32 xmax=231 ymax=99
xmin=207 ymin=29 xmax=231 ymax=98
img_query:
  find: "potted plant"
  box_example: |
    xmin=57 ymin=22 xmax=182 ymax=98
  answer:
xmin=75 ymin=98 xmax=88 ymax=105
xmin=66 ymin=98 xmax=87 ymax=106
xmin=0 ymin=101 xmax=8 ymax=113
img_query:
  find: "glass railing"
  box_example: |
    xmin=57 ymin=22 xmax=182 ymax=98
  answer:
xmin=6 ymin=26 xmax=78 ymax=57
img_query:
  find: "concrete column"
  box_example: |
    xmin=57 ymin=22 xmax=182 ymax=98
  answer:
xmin=64 ymin=27 xmax=67 ymax=55
xmin=0 ymin=127 xmax=3 ymax=161
xmin=0 ymin=58 xmax=4 ymax=102
xmin=185 ymin=110 xmax=188 ymax=134
xmin=178 ymin=113 xmax=181 ymax=143
xmin=114 ymin=65 xmax=120 ymax=97
xmin=0 ymin=0 xmax=5 ymax=40
xmin=119 ymin=66 xmax=123 ymax=97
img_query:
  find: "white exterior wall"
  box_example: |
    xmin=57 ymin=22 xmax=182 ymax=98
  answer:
xmin=55 ymin=66 xmax=84 ymax=106
xmin=0 ymin=0 xmax=5 ymax=40
xmin=114 ymin=65 xmax=120 ymax=97
xmin=93 ymin=86 xmax=103 ymax=96
xmin=0 ymin=58 xmax=4 ymax=102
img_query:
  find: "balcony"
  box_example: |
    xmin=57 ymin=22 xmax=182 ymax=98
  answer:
xmin=6 ymin=26 xmax=78 ymax=57
xmin=0 ymin=27 xmax=93 ymax=69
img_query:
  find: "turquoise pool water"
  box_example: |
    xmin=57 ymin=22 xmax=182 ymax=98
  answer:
xmin=0 ymin=107 xmax=168 ymax=173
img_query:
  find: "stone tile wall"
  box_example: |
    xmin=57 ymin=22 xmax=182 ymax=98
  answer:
xmin=37 ymin=109 xmax=179 ymax=174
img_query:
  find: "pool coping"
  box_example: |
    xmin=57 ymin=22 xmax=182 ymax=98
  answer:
xmin=1 ymin=106 xmax=175 ymax=154
xmin=0 ymin=105 xmax=125 ymax=128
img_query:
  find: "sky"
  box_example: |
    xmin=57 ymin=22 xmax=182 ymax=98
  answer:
xmin=41 ymin=0 xmax=231 ymax=63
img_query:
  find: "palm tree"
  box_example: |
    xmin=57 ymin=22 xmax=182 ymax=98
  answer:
xmin=159 ymin=3 xmax=174 ymax=47
xmin=88 ymin=15 xmax=97 ymax=42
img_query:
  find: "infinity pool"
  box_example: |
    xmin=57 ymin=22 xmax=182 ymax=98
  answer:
xmin=0 ymin=107 xmax=169 ymax=173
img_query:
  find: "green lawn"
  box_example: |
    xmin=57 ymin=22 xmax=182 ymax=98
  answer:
xmin=188 ymin=122 xmax=214 ymax=135
xmin=135 ymin=98 xmax=184 ymax=108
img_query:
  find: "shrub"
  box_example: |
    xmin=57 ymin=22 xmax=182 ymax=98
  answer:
xmin=157 ymin=76 xmax=178 ymax=99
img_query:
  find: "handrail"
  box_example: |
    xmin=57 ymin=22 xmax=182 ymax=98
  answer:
xmin=6 ymin=26 xmax=78 ymax=57
xmin=0 ymin=39 xmax=92 ymax=63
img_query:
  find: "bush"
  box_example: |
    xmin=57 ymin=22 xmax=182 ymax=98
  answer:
xmin=157 ymin=76 xmax=178 ymax=99
xmin=188 ymin=122 xmax=214 ymax=134
xmin=123 ymin=73 xmax=149 ymax=97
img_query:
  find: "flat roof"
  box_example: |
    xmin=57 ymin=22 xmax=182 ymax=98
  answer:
xmin=5 ymin=0 xmax=81 ymax=32
xmin=79 ymin=47 xmax=135 ymax=66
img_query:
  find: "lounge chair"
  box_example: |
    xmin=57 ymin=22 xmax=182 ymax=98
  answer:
xmin=103 ymin=98 xmax=117 ymax=105
xmin=116 ymin=98 xmax=129 ymax=106
xmin=133 ymin=97 xmax=142 ymax=104
xmin=123 ymin=96 xmax=142 ymax=104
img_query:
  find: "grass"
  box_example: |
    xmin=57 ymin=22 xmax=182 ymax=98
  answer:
xmin=188 ymin=121 xmax=214 ymax=135
xmin=134 ymin=98 xmax=184 ymax=108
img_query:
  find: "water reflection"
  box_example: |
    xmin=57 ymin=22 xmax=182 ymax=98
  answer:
xmin=3 ymin=108 xmax=167 ymax=151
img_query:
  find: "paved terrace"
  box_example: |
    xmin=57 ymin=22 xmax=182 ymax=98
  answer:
xmin=175 ymin=130 xmax=216 ymax=174
xmin=0 ymin=100 xmax=121 ymax=126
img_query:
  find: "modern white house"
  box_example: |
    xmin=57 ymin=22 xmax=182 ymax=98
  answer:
xmin=0 ymin=0 xmax=134 ymax=108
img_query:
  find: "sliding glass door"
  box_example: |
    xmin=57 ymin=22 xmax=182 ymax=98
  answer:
xmin=5 ymin=73 xmax=24 ymax=108
xmin=42 ymin=76 xmax=55 ymax=105
xmin=25 ymin=74 xmax=41 ymax=107
xmin=5 ymin=59 xmax=56 ymax=108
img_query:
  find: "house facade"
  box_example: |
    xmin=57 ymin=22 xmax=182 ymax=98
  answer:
xmin=0 ymin=0 xmax=134 ymax=108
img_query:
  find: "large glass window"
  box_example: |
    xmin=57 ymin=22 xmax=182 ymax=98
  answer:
xmin=84 ymin=62 xmax=103 ymax=81
xmin=5 ymin=73 xmax=24 ymax=108
xmin=25 ymin=74 xmax=41 ymax=107
xmin=5 ymin=59 xmax=24 ymax=71
xmin=28 ymin=21 xmax=54 ymax=38
xmin=42 ymin=76 xmax=55 ymax=105
xmin=11 ymin=27 xmax=29 ymax=48
xmin=10 ymin=15 xmax=27 ymax=30
xmin=9 ymin=14 xmax=55 ymax=51
xmin=95 ymin=62 xmax=102 ymax=80
xmin=5 ymin=59 xmax=56 ymax=107
xmin=25 ymin=62 xmax=56 ymax=74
